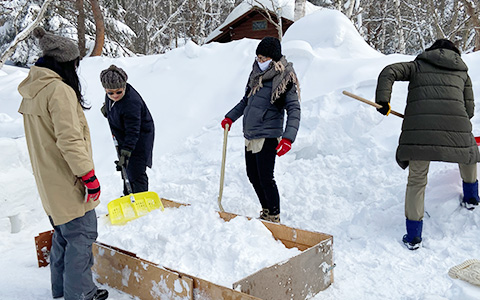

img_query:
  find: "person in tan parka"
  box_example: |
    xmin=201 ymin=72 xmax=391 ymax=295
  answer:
xmin=17 ymin=27 xmax=108 ymax=300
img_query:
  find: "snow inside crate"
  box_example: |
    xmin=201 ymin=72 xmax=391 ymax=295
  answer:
xmin=93 ymin=198 xmax=334 ymax=300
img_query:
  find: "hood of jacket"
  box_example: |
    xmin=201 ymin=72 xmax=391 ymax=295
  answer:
xmin=18 ymin=66 xmax=63 ymax=99
xmin=416 ymin=48 xmax=468 ymax=71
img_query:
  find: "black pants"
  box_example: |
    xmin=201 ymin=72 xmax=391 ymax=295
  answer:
xmin=245 ymin=138 xmax=280 ymax=215
xmin=123 ymin=156 xmax=149 ymax=195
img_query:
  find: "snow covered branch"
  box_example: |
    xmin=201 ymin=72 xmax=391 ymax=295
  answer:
xmin=0 ymin=0 xmax=54 ymax=69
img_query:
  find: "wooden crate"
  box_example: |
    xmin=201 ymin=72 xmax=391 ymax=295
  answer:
xmin=36 ymin=198 xmax=334 ymax=300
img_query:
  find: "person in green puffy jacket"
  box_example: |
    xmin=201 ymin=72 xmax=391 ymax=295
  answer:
xmin=375 ymin=39 xmax=480 ymax=250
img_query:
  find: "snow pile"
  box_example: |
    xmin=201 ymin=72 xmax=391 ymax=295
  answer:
xmin=283 ymin=8 xmax=382 ymax=59
xmin=98 ymin=205 xmax=301 ymax=287
xmin=1 ymin=7 xmax=480 ymax=300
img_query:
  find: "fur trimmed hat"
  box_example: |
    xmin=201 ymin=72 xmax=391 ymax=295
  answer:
xmin=100 ymin=65 xmax=128 ymax=89
xmin=32 ymin=27 xmax=80 ymax=62
xmin=256 ymin=37 xmax=282 ymax=62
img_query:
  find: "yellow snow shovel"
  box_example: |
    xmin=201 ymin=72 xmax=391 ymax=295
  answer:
xmin=107 ymin=137 xmax=164 ymax=225
xmin=107 ymin=189 xmax=164 ymax=225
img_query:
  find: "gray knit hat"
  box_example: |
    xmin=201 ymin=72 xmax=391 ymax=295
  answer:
xmin=33 ymin=27 xmax=80 ymax=62
xmin=100 ymin=65 xmax=128 ymax=89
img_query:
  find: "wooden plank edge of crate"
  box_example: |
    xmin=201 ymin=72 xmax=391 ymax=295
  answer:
xmin=232 ymin=238 xmax=334 ymax=300
xmin=93 ymin=242 xmax=261 ymax=300
xmin=92 ymin=242 xmax=193 ymax=299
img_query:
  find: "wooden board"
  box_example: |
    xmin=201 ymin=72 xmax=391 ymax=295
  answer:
xmin=233 ymin=239 xmax=334 ymax=300
xmin=92 ymin=242 xmax=193 ymax=300
xmin=218 ymin=211 xmax=332 ymax=251
xmin=164 ymin=267 xmax=262 ymax=300
xmin=34 ymin=230 xmax=54 ymax=267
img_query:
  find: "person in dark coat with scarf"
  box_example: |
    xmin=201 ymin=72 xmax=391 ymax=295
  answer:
xmin=100 ymin=65 xmax=155 ymax=195
xmin=221 ymin=37 xmax=301 ymax=223
xmin=375 ymin=39 xmax=480 ymax=250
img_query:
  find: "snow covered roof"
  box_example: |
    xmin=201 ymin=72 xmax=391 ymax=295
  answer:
xmin=206 ymin=0 xmax=320 ymax=43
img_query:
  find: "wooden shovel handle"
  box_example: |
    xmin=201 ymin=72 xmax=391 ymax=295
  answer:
xmin=342 ymin=91 xmax=404 ymax=118
xmin=217 ymin=124 xmax=228 ymax=212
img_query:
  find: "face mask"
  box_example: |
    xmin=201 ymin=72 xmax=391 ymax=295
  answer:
xmin=258 ymin=59 xmax=272 ymax=71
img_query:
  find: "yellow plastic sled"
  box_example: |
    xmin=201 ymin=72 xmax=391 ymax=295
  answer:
xmin=108 ymin=191 xmax=164 ymax=225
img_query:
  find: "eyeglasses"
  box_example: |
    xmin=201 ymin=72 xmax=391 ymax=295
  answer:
xmin=256 ymin=55 xmax=270 ymax=63
xmin=107 ymin=90 xmax=124 ymax=95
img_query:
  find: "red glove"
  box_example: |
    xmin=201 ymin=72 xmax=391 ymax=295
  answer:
xmin=276 ymin=138 xmax=292 ymax=157
xmin=221 ymin=117 xmax=233 ymax=131
xmin=81 ymin=169 xmax=101 ymax=202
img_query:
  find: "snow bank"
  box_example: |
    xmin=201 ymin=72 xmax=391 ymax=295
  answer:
xmin=283 ymin=8 xmax=382 ymax=59
xmin=1 ymin=7 xmax=480 ymax=300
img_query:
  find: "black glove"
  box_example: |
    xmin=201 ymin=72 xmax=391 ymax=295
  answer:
xmin=100 ymin=102 xmax=107 ymax=118
xmin=115 ymin=149 xmax=131 ymax=171
xmin=376 ymin=102 xmax=391 ymax=116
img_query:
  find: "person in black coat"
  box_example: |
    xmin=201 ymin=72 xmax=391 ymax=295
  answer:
xmin=100 ymin=65 xmax=155 ymax=195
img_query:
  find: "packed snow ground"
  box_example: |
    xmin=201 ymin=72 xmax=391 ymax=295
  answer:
xmin=1 ymin=8 xmax=480 ymax=300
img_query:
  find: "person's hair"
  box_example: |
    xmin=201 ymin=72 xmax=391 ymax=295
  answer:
xmin=425 ymin=39 xmax=461 ymax=55
xmin=35 ymin=56 xmax=90 ymax=110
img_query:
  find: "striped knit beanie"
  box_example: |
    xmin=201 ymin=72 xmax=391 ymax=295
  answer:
xmin=100 ymin=65 xmax=128 ymax=89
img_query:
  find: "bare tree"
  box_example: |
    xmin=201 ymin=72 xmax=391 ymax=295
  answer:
xmin=0 ymin=0 xmax=54 ymax=69
xmin=76 ymin=0 xmax=87 ymax=58
xmin=394 ymin=0 xmax=406 ymax=54
xmin=345 ymin=0 xmax=356 ymax=19
xmin=462 ymin=0 xmax=480 ymax=51
xmin=90 ymin=0 xmax=104 ymax=56
xmin=151 ymin=0 xmax=188 ymax=43
xmin=294 ymin=0 xmax=306 ymax=21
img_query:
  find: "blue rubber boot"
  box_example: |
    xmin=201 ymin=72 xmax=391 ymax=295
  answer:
xmin=462 ymin=181 xmax=479 ymax=210
xmin=402 ymin=219 xmax=423 ymax=250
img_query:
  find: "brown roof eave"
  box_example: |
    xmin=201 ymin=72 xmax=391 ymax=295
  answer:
xmin=218 ymin=6 xmax=293 ymax=31
xmin=218 ymin=9 xmax=257 ymax=32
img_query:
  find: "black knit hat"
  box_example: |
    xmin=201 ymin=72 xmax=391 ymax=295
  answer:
xmin=256 ymin=37 xmax=282 ymax=62
xmin=426 ymin=39 xmax=461 ymax=55
xmin=100 ymin=65 xmax=128 ymax=89
xmin=32 ymin=27 xmax=80 ymax=62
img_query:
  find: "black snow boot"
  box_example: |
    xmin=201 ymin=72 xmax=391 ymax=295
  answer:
xmin=92 ymin=289 xmax=109 ymax=300
xmin=402 ymin=219 xmax=423 ymax=250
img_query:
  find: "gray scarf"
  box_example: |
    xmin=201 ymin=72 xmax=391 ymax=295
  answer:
xmin=247 ymin=56 xmax=301 ymax=104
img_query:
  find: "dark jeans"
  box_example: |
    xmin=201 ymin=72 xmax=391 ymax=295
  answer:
xmin=245 ymin=138 xmax=280 ymax=215
xmin=49 ymin=209 xmax=98 ymax=300
xmin=123 ymin=156 xmax=149 ymax=195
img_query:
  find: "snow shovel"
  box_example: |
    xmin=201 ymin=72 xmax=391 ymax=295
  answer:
xmin=342 ymin=90 xmax=404 ymax=118
xmin=107 ymin=137 xmax=164 ymax=225
xmin=217 ymin=124 xmax=229 ymax=212
xmin=343 ymin=91 xmax=480 ymax=145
